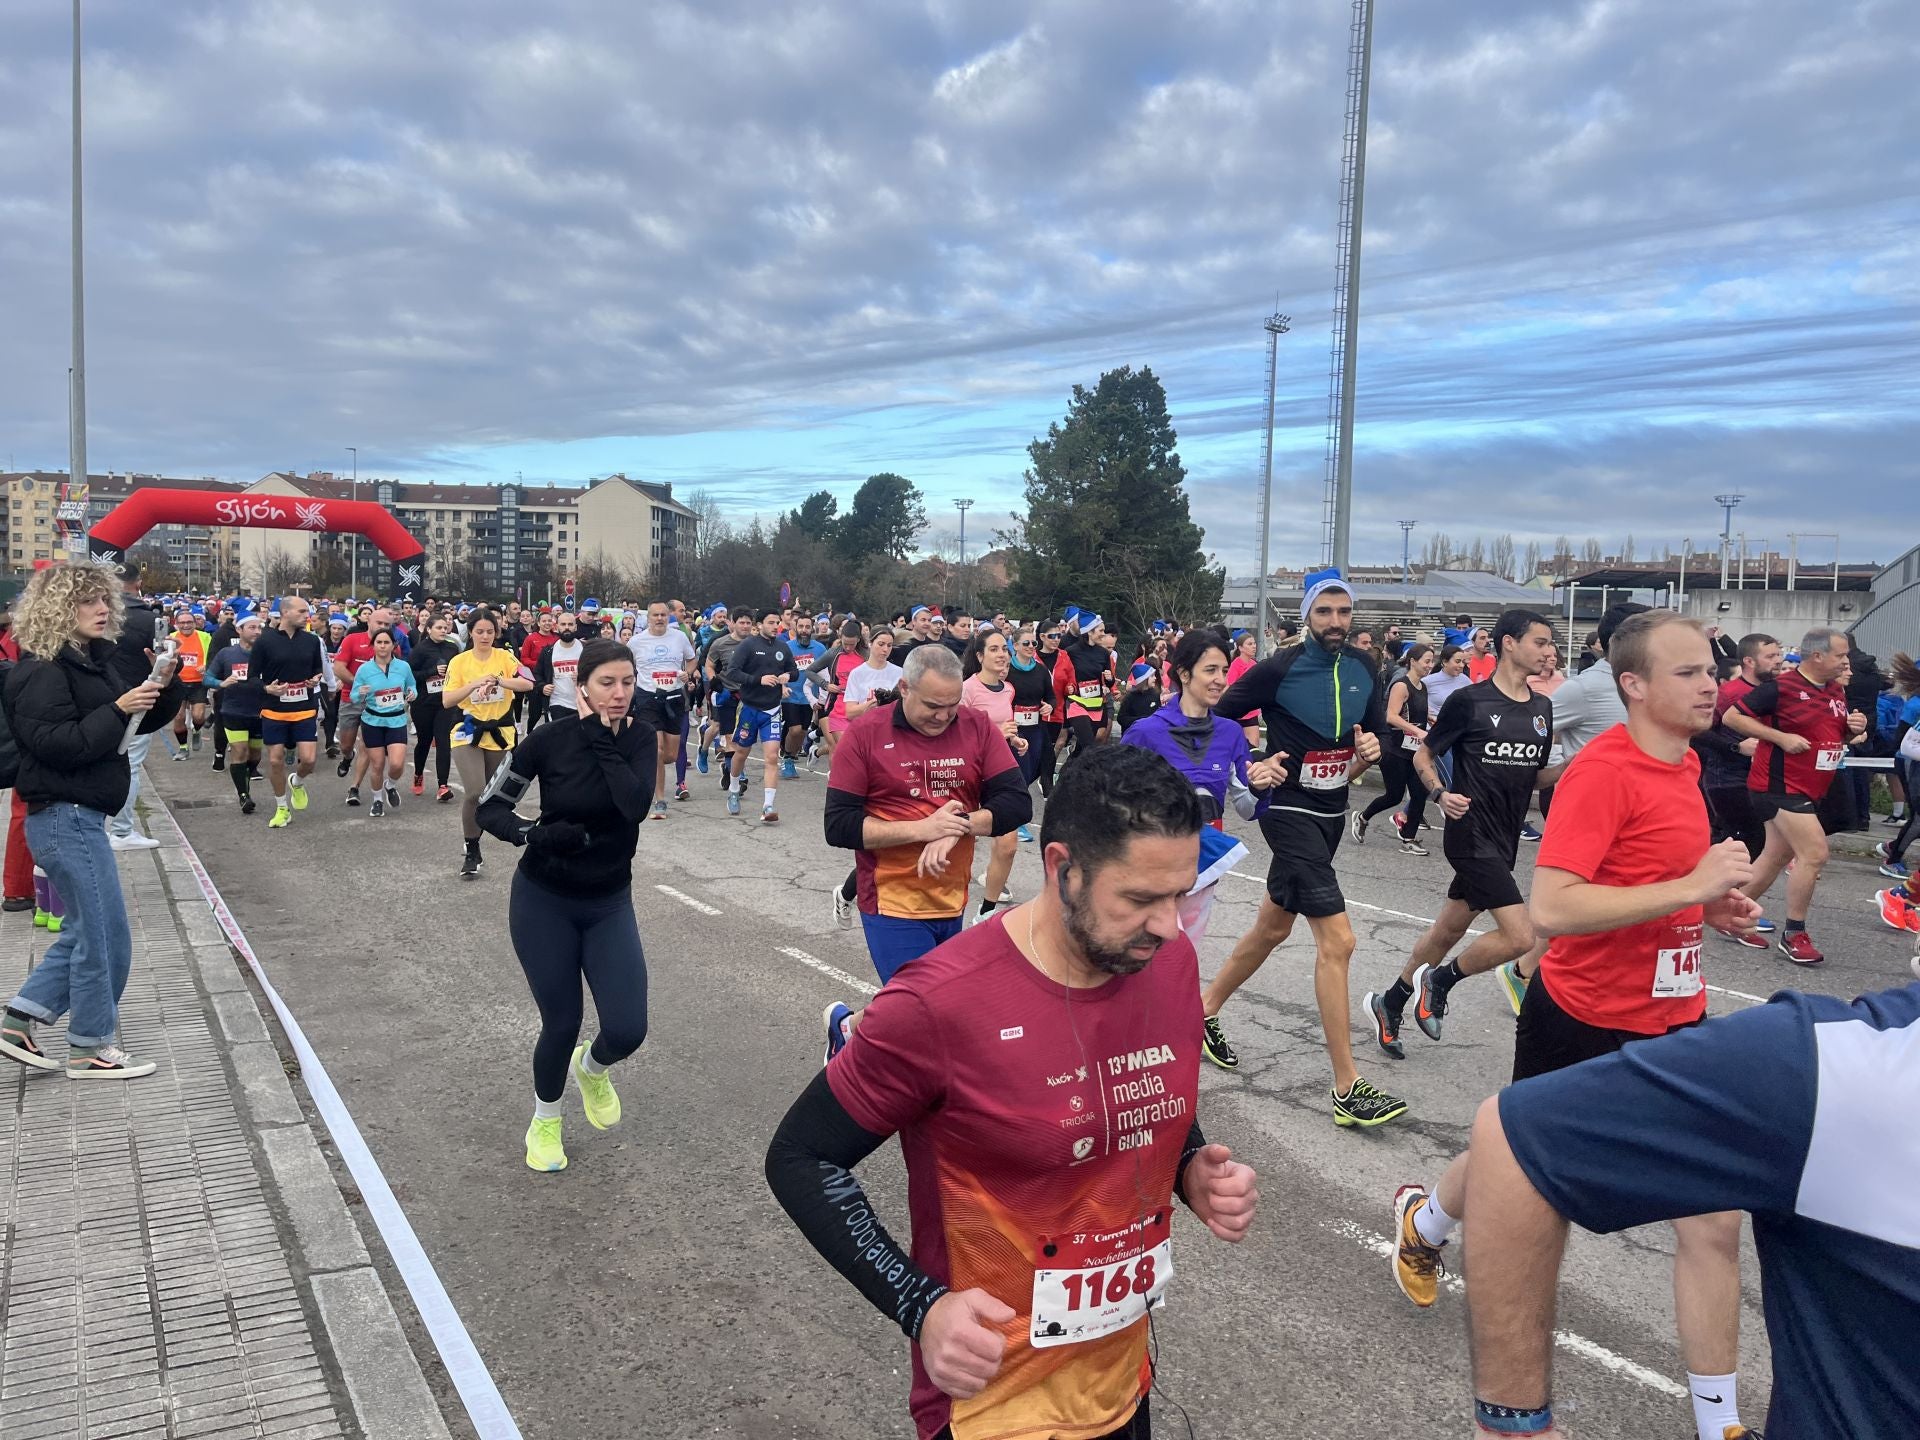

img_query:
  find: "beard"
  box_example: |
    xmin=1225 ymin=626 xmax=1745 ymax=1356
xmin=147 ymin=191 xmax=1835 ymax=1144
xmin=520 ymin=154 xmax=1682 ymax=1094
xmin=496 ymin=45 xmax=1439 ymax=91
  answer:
xmin=1059 ymin=871 xmax=1160 ymax=977
xmin=1310 ymin=622 xmax=1347 ymax=653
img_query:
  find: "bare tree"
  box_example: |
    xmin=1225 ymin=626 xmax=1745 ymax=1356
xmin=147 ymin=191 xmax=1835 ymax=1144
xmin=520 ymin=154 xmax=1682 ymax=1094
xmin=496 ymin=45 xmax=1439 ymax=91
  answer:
xmin=260 ymin=551 xmax=307 ymax=599
xmin=1521 ymin=540 xmax=1542 ymax=580
xmin=1489 ymin=534 xmax=1516 ymax=581
xmin=1620 ymin=534 xmax=1637 ymax=564
xmin=1464 ymin=536 xmax=1488 ymax=572
xmin=1580 ymin=537 xmax=1604 ymax=566
xmin=1551 ymin=536 xmax=1575 ymax=577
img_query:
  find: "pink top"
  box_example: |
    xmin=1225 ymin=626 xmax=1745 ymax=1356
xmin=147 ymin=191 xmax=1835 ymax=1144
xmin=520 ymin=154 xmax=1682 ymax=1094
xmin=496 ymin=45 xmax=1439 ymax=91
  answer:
xmin=961 ymin=674 xmax=1016 ymax=730
xmin=1226 ymin=654 xmax=1258 ymax=723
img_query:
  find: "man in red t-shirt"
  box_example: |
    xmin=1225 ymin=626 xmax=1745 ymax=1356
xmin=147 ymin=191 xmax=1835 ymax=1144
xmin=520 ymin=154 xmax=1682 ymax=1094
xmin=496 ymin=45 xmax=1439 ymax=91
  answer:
xmin=767 ymin=745 xmax=1258 ymax=1440
xmin=1725 ymin=627 xmax=1869 ymax=964
xmin=1387 ymin=613 xmax=1770 ymax=1440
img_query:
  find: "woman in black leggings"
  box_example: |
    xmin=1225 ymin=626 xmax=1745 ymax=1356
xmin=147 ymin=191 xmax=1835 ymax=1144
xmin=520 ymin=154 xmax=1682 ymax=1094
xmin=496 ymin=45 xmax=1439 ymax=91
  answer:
xmin=477 ymin=638 xmax=656 ymax=1174
xmin=1354 ymin=643 xmax=1434 ymax=853
xmin=406 ymin=613 xmax=461 ymax=801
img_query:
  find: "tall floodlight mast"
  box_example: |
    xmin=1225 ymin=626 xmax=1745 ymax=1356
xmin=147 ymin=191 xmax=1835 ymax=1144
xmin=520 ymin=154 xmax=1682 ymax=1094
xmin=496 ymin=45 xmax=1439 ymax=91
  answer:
xmin=1321 ymin=0 xmax=1375 ymax=570
xmin=1255 ymin=311 xmax=1292 ymax=655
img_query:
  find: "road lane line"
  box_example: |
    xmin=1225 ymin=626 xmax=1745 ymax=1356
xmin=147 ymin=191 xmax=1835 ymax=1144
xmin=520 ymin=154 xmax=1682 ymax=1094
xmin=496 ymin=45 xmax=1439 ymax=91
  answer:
xmin=777 ymin=946 xmax=880 ymax=998
xmin=655 ymin=884 xmax=722 ymax=915
xmin=1321 ymin=1219 xmax=1688 ymax=1399
xmin=159 ymin=808 xmax=524 ymax=1440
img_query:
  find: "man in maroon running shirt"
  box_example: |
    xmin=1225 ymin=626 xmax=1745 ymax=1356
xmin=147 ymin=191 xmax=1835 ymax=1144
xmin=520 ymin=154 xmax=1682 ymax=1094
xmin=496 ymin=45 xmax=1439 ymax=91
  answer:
xmin=1724 ymin=626 xmax=1868 ymax=964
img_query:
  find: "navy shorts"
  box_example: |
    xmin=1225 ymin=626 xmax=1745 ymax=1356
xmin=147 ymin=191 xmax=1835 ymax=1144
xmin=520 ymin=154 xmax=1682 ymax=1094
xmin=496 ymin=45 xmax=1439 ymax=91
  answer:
xmin=859 ymin=911 xmax=965 ymax=985
xmin=360 ymin=720 xmax=409 ymax=749
xmin=262 ymin=715 xmax=318 ymax=748
xmin=733 ymin=704 xmax=780 ymax=748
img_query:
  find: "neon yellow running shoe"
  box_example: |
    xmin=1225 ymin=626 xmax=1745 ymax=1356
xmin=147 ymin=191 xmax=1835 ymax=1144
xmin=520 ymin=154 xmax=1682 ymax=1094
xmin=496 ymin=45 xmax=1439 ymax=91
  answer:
xmin=524 ymin=1115 xmax=567 ymax=1172
xmin=289 ymin=782 xmax=309 ymax=811
xmin=1495 ymin=961 xmax=1529 ymax=1017
xmin=268 ymin=806 xmax=292 ymax=829
xmin=572 ymin=1044 xmax=622 ymax=1129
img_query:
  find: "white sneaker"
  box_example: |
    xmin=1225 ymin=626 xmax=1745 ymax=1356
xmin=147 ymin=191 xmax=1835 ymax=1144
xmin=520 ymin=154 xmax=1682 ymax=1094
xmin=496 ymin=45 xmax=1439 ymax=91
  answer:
xmin=831 ymin=886 xmax=854 ymax=930
xmin=108 ymin=833 xmax=161 ymax=852
xmin=68 ymin=1044 xmax=158 ymax=1080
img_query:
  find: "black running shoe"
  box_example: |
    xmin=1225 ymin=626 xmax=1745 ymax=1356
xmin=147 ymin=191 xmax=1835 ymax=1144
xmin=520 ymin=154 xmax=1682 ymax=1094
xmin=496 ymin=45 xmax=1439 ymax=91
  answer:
xmin=1413 ymin=963 xmax=1452 ymax=1042
xmin=345 ymin=787 xmax=361 ymax=808
xmin=240 ymin=796 xmax=256 ymax=816
xmin=1201 ymin=1015 xmax=1239 ymax=1070
xmin=336 ymin=755 xmax=353 ymax=778
xmin=460 ymin=850 xmax=480 ymax=878
xmin=1332 ymin=1077 xmax=1408 ymax=1128
xmin=212 ymin=755 xmax=226 ymax=772
xmin=1363 ymin=990 xmax=1405 ymax=1059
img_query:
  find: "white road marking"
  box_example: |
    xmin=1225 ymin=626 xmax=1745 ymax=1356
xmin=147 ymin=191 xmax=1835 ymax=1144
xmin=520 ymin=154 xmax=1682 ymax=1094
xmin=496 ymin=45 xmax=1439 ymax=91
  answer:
xmin=778 ymin=946 xmax=880 ymax=998
xmin=1322 ymin=1219 xmax=1689 ymax=1400
xmin=654 ymin=884 xmax=722 ymax=916
xmin=159 ymin=809 xmax=524 ymax=1439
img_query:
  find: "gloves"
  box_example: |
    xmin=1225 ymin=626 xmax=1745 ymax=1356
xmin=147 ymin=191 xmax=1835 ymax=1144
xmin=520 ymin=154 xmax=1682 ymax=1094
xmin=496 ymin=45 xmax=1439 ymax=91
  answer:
xmin=526 ymin=820 xmax=590 ymax=855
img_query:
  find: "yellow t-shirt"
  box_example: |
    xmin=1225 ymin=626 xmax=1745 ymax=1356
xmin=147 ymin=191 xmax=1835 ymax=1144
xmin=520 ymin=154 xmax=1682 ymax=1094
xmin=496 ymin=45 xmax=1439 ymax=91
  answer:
xmin=447 ymin=648 xmax=521 ymax=750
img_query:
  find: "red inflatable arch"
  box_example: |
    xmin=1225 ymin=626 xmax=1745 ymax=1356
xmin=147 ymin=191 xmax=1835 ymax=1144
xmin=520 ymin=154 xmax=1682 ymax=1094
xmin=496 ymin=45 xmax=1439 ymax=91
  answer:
xmin=88 ymin=488 xmax=427 ymax=601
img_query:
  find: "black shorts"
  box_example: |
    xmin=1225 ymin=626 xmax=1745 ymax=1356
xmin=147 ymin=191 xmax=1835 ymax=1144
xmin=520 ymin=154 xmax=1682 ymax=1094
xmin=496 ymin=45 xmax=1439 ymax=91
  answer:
xmin=712 ymin=694 xmax=739 ymax=734
xmin=180 ymin=683 xmax=208 ymax=706
xmin=782 ymin=701 xmax=815 ymax=734
xmin=1511 ymin=973 xmax=1699 ymax=1083
xmin=1752 ymin=789 xmax=1819 ymax=819
xmin=637 ymin=689 xmax=688 ymax=732
xmin=1257 ymin=807 xmax=1347 ymax=918
xmin=1444 ymin=844 xmax=1524 ymax=913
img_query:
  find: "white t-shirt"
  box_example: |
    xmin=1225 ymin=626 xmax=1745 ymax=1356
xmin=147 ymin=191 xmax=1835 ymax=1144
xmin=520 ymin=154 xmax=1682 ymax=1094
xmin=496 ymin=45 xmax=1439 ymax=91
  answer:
xmin=629 ymin=628 xmax=697 ymax=694
xmin=843 ymin=661 xmax=904 ymax=709
xmin=547 ymin=639 xmax=586 ymax=712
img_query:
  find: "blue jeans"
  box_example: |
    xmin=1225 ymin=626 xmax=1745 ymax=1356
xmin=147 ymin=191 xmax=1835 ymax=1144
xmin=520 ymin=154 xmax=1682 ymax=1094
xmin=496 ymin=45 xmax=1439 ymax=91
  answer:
xmin=859 ymin=911 xmax=964 ymax=984
xmin=109 ymin=729 xmax=153 ymax=838
xmin=11 ymin=804 xmax=135 ymax=1047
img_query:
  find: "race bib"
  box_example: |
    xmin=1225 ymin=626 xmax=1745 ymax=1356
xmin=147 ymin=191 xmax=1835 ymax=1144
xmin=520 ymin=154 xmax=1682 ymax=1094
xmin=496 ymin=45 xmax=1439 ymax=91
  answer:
xmin=1814 ymin=746 xmax=1842 ymax=772
xmin=554 ymin=660 xmax=578 ymax=680
xmin=427 ymin=678 xmax=444 ymax=694
xmin=278 ymin=684 xmax=309 ymax=704
xmin=1652 ymin=942 xmax=1703 ymax=998
xmin=1300 ymin=746 xmax=1354 ymax=790
xmin=373 ymin=688 xmax=403 ymax=711
xmin=1030 ymin=1208 xmax=1173 ymax=1350
xmin=1076 ymin=680 xmax=1105 ymax=701
xmin=652 ymin=669 xmax=684 ymax=691
xmin=1014 ymin=705 xmax=1042 ymax=726
xmin=1401 ymin=731 xmax=1420 ymax=751
xmin=230 ymin=663 xmax=248 ymax=682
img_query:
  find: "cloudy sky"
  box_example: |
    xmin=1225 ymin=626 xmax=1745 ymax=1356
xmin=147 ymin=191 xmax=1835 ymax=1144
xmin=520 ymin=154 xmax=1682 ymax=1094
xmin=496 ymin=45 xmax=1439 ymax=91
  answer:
xmin=2 ymin=0 xmax=1914 ymax=574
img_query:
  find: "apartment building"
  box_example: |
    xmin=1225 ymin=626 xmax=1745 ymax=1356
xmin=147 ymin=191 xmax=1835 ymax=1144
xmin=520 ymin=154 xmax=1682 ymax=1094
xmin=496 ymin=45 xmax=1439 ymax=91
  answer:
xmin=2 ymin=472 xmax=245 ymax=585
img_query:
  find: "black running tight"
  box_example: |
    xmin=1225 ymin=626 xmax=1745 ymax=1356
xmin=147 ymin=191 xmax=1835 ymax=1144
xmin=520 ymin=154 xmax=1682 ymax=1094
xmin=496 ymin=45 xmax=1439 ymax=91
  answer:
xmin=410 ymin=696 xmax=455 ymax=786
xmin=508 ymin=870 xmax=650 ymax=1104
xmin=1361 ymin=749 xmax=1426 ymax=840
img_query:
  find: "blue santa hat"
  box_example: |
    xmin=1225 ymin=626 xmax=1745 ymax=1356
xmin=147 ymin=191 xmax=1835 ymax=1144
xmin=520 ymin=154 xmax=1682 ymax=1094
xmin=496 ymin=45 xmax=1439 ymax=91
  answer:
xmin=910 ymin=604 xmax=931 ymax=620
xmin=1128 ymin=661 xmax=1154 ymax=687
xmin=1072 ymin=607 xmax=1103 ymax=633
xmin=1301 ymin=566 xmax=1354 ymax=620
xmin=582 ymin=598 xmax=601 ymax=611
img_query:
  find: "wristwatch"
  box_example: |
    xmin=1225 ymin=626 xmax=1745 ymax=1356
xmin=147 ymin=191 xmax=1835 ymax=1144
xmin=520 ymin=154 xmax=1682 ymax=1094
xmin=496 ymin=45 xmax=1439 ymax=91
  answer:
xmin=1431 ymin=786 xmax=1447 ymax=805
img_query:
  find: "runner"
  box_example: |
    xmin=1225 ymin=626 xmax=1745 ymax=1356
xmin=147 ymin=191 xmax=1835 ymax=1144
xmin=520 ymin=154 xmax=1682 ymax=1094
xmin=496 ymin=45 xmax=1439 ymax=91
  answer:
xmin=1205 ymin=568 xmax=1404 ymax=1127
xmin=319 ymin=616 xmax=348 ymax=757
xmin=1388 ymin=611 xmax=1764 ymax=1440
xmin=722 ymin=610 xmax=796 ymax=824
xmin=820 ymin=644 xmax=1029 ymax=1054
xmin=477 ymin=638 xmax=656 ymax=1173
xmin=331 ymin=604 xmax=393 ymax=780
xmin=204 ymin=603 xmax=238 ymax=773
xmin=1006 ymin=625 xmax=1054 ymax=844
xmin=1226 ymin=629 xmax=1261 ymax=747
xmin=208 ymin=612 xmax=266 ymax=814
xmin=532 ymin=611 xmax=586 ymax=739
xmin=1351 ymin=642 xmax=1434 ymax=855
xmin=254 ymin=598 xmax=328 ymax=830
xmin=768 ymin=744 xmax=1257 ymax=1440
xmin=1035 ymin=620 xmax=1068 ymax=797
xmin=702 ymin=610 xmax=752 ymax=780
xmin=446 ymin=611 xmax=533 ymax=878
xmin=1119 ymin=627 xmax=1257 ymax=946
xmin=1723 ymin=627 xmax=1869 ymax=964
xmin=629 ymin=600 xmax=698 ymax=818
xmin=1699 ymin=632 xmax=1781 ymax=863
xmin=1464 ymin=982 xmax=1918 ymax=1440
xmin=347 ymin=628 xmax=416 ymax=818
xmin=1363 ymin=610 xmax=1561 ymax=1061
xmin=168 ymin=606 xmax=213 ymax=759
xmin=825 ymin=630 xmax=906 ymax=930
xmin=959 ymin=628 xmax=1027 ymax=922
xmin=519 ymin=610 xmax=558 ymax=730
xmin=809 ymin=618 xmax=867 ymax=766
xmin=1052 ymin=609 xmax=1114 ymax=766
xmin=407 ymin=612 xmax=461 ymax=802
xmin=780 ymin=613 xmax=827 ymax=780
xmin=891 ymin=604 xmax=938 ymax=666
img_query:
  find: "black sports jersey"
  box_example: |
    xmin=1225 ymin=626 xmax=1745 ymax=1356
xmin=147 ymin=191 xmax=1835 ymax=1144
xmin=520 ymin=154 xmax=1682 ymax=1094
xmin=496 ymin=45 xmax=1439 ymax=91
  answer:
xmin=1424 ymin=678 xmax=1552 ymax=864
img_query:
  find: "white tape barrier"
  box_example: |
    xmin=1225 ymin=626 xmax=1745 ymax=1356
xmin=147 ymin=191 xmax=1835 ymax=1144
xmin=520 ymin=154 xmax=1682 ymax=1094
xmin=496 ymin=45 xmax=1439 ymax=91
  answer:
xmin=160 ymin=811 xmax=524 ymax=1440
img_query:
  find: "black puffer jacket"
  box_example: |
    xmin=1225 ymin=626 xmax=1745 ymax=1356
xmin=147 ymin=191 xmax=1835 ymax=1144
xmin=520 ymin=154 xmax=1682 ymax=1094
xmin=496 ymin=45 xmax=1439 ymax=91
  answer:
xmin=113 ymin=595 xmax=168 ymax=689
xmin=4 ymin=639 xmax=183 ymax=813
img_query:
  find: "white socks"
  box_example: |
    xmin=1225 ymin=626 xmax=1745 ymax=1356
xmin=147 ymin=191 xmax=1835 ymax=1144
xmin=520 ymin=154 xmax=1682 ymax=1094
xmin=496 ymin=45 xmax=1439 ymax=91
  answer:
xmin=1414 ymin=1192 xmax=1457 ymax=1248
xmin=580 ymin=1050 xmax=609 ymax=1077
xmin=1687 ymin=1373 xmax=1739 ymax=1440
xmin=763 ymin=787 xmax=777 ymax=810
xmin=532 ymin=1096 xmax=562 ymax=1120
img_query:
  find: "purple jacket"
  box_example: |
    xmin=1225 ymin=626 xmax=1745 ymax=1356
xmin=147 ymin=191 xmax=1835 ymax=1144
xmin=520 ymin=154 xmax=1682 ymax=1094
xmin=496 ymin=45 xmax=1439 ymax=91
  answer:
xmin=1120 ymin=697 xmax=1254 ymax=815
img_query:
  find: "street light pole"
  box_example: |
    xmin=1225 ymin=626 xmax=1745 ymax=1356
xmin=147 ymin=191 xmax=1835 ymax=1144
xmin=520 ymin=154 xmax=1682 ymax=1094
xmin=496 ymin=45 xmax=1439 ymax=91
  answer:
xmin=347 ymin=446 xmax=358 ymax=596
xmin=1714 ymin=493 xmax=1743 ymax=588
xmin=1398 ymin=519 xmax=1416 ymax=585
xmin=953 ymin=498 xmax=974 ymax=614
xmin=69 ymin=0 xmax=88 ymax=505
xmin=1256 ymin=311 xmax=1292 ymax=656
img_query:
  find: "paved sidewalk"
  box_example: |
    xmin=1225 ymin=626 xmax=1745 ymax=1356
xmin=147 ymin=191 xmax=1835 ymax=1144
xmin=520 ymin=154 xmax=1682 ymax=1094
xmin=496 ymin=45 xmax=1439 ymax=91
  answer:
xmin=0 ymin=798 xmax=453 ymax=1440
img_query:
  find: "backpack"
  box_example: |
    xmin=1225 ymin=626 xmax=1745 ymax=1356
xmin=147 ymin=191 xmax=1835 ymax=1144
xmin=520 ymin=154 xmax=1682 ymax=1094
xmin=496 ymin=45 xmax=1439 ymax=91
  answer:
xmin=0 ymin=660 xmax=18 ymax=790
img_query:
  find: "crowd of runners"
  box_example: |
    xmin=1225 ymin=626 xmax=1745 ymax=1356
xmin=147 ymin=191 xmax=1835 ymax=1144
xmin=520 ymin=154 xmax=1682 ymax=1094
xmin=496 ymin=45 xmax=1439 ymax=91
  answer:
xmin=1 ymin=554 xmax=1915 ymax=1439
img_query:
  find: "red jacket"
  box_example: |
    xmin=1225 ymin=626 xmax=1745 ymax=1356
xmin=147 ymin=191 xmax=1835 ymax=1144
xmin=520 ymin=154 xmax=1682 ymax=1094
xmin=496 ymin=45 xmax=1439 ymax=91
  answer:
xmin=519 ymin=632 xmax=558 ymax=667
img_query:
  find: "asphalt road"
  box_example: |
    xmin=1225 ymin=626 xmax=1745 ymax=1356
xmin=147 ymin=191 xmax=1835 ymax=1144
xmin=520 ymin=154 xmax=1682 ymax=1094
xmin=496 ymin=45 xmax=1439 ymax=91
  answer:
xmin=146 ymin=737 xmax=1912 ymax=1440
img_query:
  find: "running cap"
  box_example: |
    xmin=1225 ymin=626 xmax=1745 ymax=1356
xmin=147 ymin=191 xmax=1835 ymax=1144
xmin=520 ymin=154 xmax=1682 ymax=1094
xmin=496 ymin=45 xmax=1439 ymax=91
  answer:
xmin=1301 ymin=566 xmax=1353 ymax=619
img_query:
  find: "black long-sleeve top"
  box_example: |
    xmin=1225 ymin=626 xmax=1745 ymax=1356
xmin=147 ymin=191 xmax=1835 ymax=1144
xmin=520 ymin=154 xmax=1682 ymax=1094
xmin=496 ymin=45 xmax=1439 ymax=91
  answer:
xmin=765 ymin=1072 xmax=1210 ymax=1340
xmin=475 ymin=712 xmax=656 ymax=897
